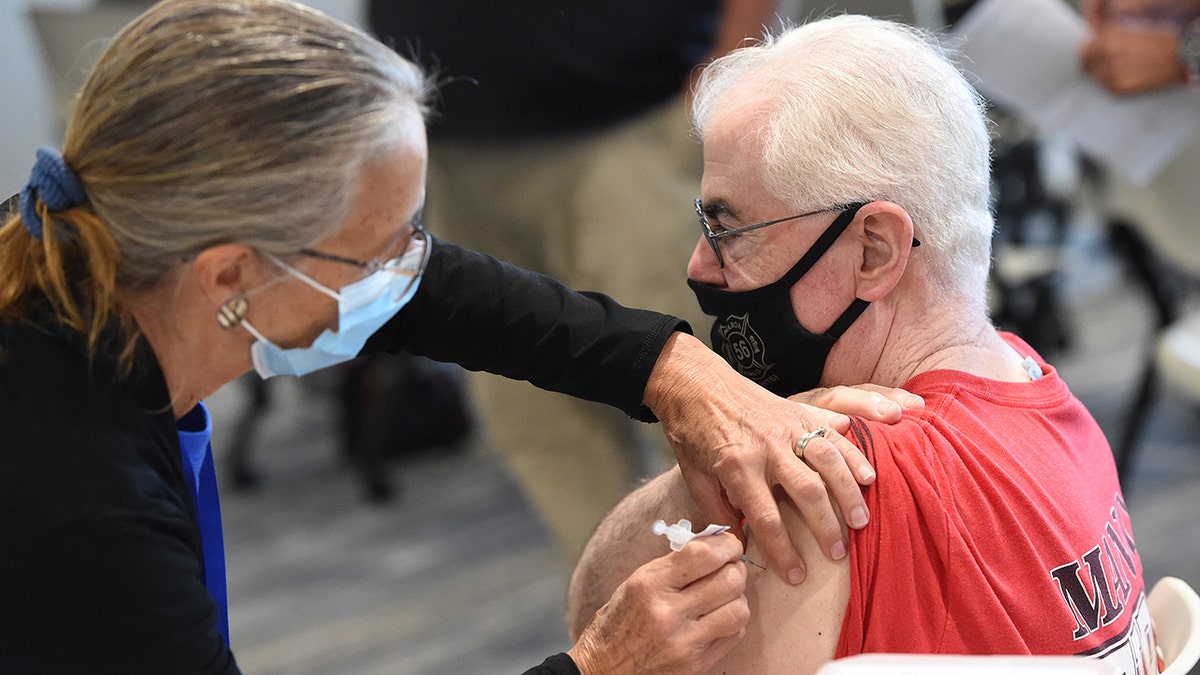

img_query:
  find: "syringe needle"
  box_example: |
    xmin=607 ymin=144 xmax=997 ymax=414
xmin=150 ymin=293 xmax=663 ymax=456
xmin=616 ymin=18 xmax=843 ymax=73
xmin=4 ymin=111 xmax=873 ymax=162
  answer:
xmin=741 ymin=555 xmax=767 ymax=571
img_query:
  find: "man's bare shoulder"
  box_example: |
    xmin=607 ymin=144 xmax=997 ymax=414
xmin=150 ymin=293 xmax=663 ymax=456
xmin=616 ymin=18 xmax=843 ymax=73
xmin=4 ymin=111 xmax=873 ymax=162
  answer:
xmin=709 ymin=494 xmax=852 ymax=674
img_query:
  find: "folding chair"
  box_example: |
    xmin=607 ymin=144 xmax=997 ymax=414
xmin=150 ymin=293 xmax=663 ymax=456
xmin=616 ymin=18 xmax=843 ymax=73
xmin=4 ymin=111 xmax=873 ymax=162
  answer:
xmin=1149 ymin=576 xmax=1200 ymax=675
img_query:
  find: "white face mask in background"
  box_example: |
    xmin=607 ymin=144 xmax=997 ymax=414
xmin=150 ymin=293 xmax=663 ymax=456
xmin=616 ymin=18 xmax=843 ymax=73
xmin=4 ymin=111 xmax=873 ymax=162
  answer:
xmin=240 ymin=231 xmax=430 ymax=378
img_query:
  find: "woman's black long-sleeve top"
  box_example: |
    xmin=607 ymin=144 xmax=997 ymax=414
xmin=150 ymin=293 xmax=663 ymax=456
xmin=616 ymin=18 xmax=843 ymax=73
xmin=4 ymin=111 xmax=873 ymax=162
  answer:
xmin=0 ymin=236 xmax=687 ymax=674
xmin=366 ymin=237 xmax=686 ymax=422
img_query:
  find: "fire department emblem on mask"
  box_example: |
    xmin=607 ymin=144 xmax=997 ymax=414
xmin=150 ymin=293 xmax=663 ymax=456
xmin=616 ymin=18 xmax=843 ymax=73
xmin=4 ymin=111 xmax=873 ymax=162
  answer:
xmin=714 ymin=313 xmax=772 ymax=382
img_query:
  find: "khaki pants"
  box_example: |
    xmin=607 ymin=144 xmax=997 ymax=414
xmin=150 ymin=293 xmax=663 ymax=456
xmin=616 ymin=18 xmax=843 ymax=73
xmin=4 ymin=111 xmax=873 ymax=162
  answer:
xmin=425 ymin=95 xmax=708 ymax=565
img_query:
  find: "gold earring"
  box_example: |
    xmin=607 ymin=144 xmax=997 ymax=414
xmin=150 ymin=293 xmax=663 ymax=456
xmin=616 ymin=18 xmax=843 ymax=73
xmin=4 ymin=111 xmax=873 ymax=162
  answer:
xmin=216 ymin=295 xmax=249 ymax=329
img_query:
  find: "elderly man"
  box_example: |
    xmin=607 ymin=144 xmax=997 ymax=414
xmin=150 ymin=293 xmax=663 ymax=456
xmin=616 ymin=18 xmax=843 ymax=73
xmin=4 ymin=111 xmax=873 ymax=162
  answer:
xmin=567 ymin=15 xmax=1157 ymax=675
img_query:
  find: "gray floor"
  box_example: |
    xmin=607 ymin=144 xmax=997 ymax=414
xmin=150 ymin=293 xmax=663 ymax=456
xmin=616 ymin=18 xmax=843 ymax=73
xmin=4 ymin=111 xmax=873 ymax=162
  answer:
xmin=206 ymin=222 xmax=1200 ymax=674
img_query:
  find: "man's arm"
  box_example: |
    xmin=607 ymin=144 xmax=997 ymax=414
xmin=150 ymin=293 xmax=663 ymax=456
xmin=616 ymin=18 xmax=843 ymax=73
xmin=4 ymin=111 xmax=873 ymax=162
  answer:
xmin=568 ymin=467 xmax=703 ymax=640
xmin=712 ymin=495 xmax=850 ymax=674
xmin=569 ymin=465 xmax=852 ymax=675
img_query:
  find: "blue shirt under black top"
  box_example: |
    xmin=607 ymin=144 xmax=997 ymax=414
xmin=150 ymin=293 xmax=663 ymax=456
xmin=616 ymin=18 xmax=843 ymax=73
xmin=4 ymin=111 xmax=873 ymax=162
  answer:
xmin=177 ymin=402 xmax=229 ymax=646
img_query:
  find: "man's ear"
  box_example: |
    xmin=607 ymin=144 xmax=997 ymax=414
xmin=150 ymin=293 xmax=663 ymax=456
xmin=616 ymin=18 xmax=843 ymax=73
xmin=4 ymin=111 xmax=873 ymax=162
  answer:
xmin=190 ymin=243 xmax=263 ymax=310
xmin=853 ymin=201 xmax=914 ymax=302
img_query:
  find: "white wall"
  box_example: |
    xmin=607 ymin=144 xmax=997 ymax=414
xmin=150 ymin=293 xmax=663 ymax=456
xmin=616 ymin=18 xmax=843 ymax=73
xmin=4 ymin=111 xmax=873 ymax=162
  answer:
xmin=0 ymin=0 xmax=363 ymax=197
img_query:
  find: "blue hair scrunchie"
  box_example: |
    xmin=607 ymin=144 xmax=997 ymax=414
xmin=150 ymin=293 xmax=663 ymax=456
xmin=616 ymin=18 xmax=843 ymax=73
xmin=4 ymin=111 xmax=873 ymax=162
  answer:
xmin=19 ymin=147 xmax=88 ymax=241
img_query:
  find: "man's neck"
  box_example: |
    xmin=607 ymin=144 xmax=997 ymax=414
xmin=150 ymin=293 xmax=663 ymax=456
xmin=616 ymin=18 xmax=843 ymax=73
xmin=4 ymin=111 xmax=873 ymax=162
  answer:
xmin=854 ymin=286 xmax=1033 ymax=387
xmin=880 ymin=318 xmax=1034 ymax=387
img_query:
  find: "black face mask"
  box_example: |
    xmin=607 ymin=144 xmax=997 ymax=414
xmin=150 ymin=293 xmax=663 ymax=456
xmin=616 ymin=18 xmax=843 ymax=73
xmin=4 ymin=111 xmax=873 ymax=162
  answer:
xmin=688 ymin=203 xmax=869 ymax=397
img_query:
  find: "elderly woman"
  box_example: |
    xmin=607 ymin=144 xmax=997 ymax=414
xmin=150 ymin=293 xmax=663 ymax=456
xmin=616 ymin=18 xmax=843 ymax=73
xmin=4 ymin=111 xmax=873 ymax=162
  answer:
xmin=0 ymin=1 xmax=913 ymax=672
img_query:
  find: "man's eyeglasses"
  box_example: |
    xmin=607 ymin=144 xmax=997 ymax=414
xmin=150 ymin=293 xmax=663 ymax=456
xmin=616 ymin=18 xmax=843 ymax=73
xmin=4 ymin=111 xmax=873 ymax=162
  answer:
xmin=694 ymin=199 xmax=919 ymax=268
xmin=695 ymin=199 xmax=861 ymax=268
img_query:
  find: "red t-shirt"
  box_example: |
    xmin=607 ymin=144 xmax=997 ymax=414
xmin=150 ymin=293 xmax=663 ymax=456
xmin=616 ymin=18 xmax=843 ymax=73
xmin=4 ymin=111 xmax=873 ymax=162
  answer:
xmin=835 ymin=334 xmax=1158 ymax=674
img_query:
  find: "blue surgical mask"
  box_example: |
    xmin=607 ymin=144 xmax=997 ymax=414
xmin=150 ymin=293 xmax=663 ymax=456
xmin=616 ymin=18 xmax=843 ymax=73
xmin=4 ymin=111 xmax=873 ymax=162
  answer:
xmin=241 ymin=234 xmax=430 ymax=378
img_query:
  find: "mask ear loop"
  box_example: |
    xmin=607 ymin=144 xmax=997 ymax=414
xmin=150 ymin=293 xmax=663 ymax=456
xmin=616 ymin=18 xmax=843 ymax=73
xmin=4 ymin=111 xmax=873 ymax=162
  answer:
xmin=215 ymin=251 xmax=329 ymax=333
xmin=824 ymin=298 xmax=871 ymax=338
xmin=234 ymin=254 xmax=340 ymax=346
xmin=262 ymin=252 xmax=344 ymax=302
xmin=238 ymin=317 xmax=271 ymax=345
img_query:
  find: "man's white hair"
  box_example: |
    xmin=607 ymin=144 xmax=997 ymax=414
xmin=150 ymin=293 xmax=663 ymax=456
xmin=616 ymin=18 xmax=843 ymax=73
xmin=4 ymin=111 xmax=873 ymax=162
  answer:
xmin=692 ymin=14 xmax=994 ymax=304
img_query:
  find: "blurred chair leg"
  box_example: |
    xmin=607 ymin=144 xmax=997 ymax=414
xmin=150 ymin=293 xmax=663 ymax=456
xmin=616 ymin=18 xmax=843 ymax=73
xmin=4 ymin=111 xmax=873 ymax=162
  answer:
xmin=1108 ymin=220 xmax=1184 ymax=327
xmin=338 ymin=358 xmax=397 ymax=503
xmin=1115 ymin=357 xmax=1157 ymax=484
xmin=226 ymin=376 xmax=272 ymax=490
xmin=1106 ymin=219 xmax=1187 ymax=486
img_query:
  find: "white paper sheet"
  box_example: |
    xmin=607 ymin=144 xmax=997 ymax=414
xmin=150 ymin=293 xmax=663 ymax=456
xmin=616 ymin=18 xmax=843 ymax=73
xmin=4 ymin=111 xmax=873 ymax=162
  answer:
xmin=952 ymin=0 xmax=1200 ymax=186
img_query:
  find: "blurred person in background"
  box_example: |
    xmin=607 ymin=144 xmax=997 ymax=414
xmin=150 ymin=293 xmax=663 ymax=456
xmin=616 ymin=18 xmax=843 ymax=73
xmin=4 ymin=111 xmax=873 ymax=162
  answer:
xmin=368 ymin=0 xmax=786 ymax=564
xmin=1081 ymin=0 xmax=1200 ymax=94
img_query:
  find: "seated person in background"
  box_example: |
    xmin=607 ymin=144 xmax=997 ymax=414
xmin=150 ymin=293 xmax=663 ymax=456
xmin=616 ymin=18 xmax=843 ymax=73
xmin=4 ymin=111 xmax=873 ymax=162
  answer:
xmin=1080 ymin=0 xmax=1200 ymax=95
xmin=568 ymin=15 xmax=1157 ymax=675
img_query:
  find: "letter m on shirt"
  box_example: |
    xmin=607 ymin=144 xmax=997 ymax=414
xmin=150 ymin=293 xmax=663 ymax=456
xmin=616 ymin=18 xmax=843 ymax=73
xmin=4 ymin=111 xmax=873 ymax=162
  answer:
xmin=1050 ymin=545 xmax=1125 ymax=640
